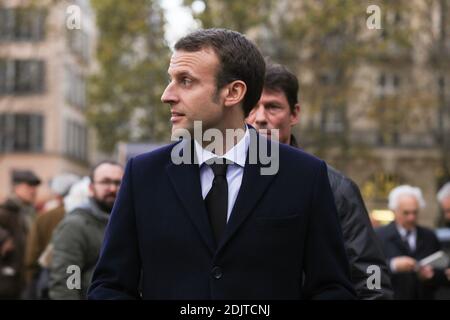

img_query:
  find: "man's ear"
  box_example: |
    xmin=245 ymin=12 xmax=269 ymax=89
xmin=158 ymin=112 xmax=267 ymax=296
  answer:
xmin=223 ymin=80 xmax=247 ymax=107
xmin=290 ymin=103 xmax=301 ymax=126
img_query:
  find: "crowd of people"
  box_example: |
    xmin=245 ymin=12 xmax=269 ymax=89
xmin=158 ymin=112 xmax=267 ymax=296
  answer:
xmin=1 ymin=28 xmax=450 ymax=300
xmin=0 ymin=162 xmax=123 ymax=299
xmin=1 ymin=167 xmax=449 ymax=300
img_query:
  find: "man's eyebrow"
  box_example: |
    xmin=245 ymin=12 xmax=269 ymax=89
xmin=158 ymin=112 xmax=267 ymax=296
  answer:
xmin=169 ymin=70 xmax=196 ymax=78
xmin=265 ymin=101 xmax=282 ymax=106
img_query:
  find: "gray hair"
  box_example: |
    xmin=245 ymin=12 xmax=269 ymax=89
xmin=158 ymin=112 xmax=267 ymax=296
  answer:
xmin=437 ymin=182 xmax=450 ymax=203
xmin=50 ymin=173 xmax=80 ymax=197
xmin=388 ymin=185 xmax=426 ymax=211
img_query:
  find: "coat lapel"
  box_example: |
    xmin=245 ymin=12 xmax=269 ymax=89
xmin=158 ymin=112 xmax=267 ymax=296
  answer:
xmin=387 ymin=222 xmax=411 ymax=255
xmin=165 ymin=140 xmax=216 ymax=255
xmin=217 ymin=131 xmax=277 ymax=252
xmin=165 ymin=131 xmax=279 ymax=255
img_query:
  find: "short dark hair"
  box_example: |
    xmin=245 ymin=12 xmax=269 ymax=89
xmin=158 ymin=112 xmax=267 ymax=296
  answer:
xmin=174 ymin=28 xmax=266 ymax=117
xmin=264 ymin=63 xmax=299 ymax=113
xmin=89 ymin=160 xmax=123 ymax=183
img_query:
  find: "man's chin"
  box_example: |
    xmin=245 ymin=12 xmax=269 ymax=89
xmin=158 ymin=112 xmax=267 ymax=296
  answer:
xmin=171 ymin=124 xmax=193 ymax=138
xmin=95 ymin=199 xmax=115 ymax=214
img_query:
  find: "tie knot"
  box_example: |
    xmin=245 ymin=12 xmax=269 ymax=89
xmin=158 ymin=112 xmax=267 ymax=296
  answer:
xmin=207 ymin=158 xmax=228 ymax=177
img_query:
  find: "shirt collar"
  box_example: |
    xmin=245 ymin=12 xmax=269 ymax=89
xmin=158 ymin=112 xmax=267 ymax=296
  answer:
xmin=396 ymin=224 xmax=416 ymax=238
xmin=194 ymin=124 xmax=250 ymax=168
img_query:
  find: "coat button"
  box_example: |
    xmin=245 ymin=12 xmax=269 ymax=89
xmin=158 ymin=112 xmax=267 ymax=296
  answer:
xmin=211 ymin=266 xmax=223 ymax=279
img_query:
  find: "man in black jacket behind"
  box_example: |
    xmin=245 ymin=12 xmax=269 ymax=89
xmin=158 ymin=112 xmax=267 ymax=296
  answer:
xmin=246 ymin=62 xmax=393 ymax=299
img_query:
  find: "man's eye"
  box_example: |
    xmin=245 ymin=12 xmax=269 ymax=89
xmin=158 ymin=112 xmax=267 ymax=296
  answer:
xmin=181 ymin=78 xmax=192 ymax=86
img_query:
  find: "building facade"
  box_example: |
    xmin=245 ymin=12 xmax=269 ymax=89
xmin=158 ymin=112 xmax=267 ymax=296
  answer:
xmin=0 ymin=0 xmax=96 ymax=204
xmin=289 ymin=1 xmax=450 ymax=227
xmin=244 ymin=0 xmax=450 ymax=227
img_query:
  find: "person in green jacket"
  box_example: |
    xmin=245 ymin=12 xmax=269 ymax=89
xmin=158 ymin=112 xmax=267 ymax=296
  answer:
xmin=49 ymin=161 xmax=123 ymax=300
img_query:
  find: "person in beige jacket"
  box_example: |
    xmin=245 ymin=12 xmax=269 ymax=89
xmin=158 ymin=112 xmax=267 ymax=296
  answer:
xmin=23 ymin=173 xmax=80 ymax=299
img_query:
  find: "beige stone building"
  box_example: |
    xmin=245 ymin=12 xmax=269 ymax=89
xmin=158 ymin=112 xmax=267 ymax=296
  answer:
xmin=0 ymin=0 xmax=97 ymax=204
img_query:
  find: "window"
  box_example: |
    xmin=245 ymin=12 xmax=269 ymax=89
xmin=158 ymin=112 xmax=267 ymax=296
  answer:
xmin=320 ymin=33 xmax=344 ymax=54
xmin=0 ymin=8 xmax=46 ymax=42
xmin=14 ymin=60 xmax=45 ymax=93
xmin=377 ymin=131 xmax=399 ymax=146
xmin=381 ymin=11 xmax=403 ymax=39
xmin=0 ymin=59 xmax=45 ymax=94
xmin=0 ymin=9 xmax=14 ymax=41
xmin=318 ymin=71 xmax=338 ymax=86
xmin=320 ymin=103 xmax=345 ymax=133
xmin=65 ymin=119 xmax=88 ymax=161
xmin=0 ymin=60 xmax=8 ymax=93
xmin=0 ymin=60 xmax=12 ymax=93
xmin=362 ymin=172 xmax=403 ymax=205
xmin=0 ymin=113 xmax=44 ymax=152
xmin=438 ymin=75 xmax=446 ymax=91
xmin=64 ymin=65 xmax=86 ymax=108
xmin=376 ymin=72 xmax=401 ymax=97
xmin=67 ymin=29 xmax=90 ymax=62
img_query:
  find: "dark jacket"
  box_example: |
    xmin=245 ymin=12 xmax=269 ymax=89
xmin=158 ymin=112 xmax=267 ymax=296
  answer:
xmin=291 ymin=135 xmax=393 ymax=299
xmin=0 ymin=197 xmax=35 ymax=298
xmin=376 ymin=222 xmax=449 ymax=299
xmin=89 ymin=132 xmax=356 ymax=299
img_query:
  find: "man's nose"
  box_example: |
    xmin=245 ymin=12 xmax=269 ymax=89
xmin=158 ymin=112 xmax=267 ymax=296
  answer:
xmin=161 ymin=82 xmax=178 ymax=105
xmin=254 ymin=105 xmax=268 ymax=125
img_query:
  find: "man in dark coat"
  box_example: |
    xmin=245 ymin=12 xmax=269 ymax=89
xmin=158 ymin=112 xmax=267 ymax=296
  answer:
xmin=376 ymin=185 xmax=450 ymax=299
xmin=246 ymin=62 xmax=393 ymax=299
xmin=0 ymin=170 xmax=41 ymax=299
xmin=88 ymin=28 xmax=355 ymax=300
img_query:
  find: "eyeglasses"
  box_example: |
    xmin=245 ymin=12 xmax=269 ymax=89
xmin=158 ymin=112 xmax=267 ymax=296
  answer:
xmin=94 ymin=179 xmax=121 ymax=187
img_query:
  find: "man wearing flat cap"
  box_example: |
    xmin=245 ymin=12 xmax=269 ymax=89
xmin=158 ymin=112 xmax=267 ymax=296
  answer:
xmin=0 ymin=169 xmax=41 ymax=299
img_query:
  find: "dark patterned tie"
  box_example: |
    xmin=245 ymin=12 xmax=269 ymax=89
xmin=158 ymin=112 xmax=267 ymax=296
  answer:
xmin=205 ymin=159 xmax=228 ymax=246
xmin=402 ymin=230 xmax=412 ymax=253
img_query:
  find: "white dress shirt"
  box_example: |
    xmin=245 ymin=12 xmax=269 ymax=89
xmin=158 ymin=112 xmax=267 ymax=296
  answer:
xmin=396 ymin=224 xmax=417 ymax=252
xmin=194 ymin=126 xmax=250 ymax=222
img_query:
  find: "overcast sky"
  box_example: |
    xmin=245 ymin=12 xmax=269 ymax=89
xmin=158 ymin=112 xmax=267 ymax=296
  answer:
xmin=160 ymin=0 xmax=201 ymax=48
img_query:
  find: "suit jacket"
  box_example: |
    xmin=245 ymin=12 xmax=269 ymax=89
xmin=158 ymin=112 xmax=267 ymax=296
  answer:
xmin=88 ymin=131 xmax=356 ymax=300
xmin=376 ymin=222 xmax=447 ymax=299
